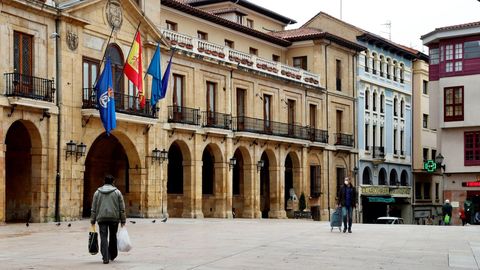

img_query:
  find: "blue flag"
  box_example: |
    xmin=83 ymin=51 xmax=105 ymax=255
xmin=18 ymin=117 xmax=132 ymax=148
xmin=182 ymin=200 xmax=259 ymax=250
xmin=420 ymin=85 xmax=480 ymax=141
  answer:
xmin=161 ymin=53 xmax=173 ymax=100
xmin=95 ymin=57 xmax=116 ymax=134
xmin=147 ymin=45 xmax=162 ymax=107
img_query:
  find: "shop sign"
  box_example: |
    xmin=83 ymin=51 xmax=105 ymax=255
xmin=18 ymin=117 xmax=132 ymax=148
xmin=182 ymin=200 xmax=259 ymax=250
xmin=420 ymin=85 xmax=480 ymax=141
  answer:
xmin=390 ymin=187 xmax=411 ymax=197
xmin=423 ymin=160 xmax=437 ymax=173
xmin=368 ymin=197 xmax=395 ymax=203
xmin=462 ymin=181 xmax=480 ymax=187
xmin=361 ymin=186 xmax=389 ymax=195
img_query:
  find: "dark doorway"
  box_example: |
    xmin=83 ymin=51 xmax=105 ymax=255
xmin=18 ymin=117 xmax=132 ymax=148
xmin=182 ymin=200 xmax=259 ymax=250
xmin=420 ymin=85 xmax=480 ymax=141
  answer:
xmin=232 ymin=149 xmax=244 ymax=217
xmin=362 ymin=167 xmax=372 ymax=185
xmin=5 ymin=121 xmax=32 ymax=222
xmin=202 ymin=147 xmax=214 ymax=195
xmin=390 ymin=169 xmax=398 ymax=186
xmin=260 ymin=152 xmax=270 ymax=218
xmin=83 ymin=134 xmax=129 ymax=218
xmin=379 ymin=168 xmax=387 ymax=185
xmin=284 ymin=154 xmax=293 ymax=210
xmin=167 ymin=143 xmax=183 ymax=194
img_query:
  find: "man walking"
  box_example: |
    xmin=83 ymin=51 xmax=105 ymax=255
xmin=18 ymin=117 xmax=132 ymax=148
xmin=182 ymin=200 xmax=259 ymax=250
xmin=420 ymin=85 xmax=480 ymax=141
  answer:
xmin=442 ymin=199 xmax=452 ymax=225
xmin=339 ymin=177 xmax=357 ymax=233
xmin=91 ymin=175 xmax=126 ymax=264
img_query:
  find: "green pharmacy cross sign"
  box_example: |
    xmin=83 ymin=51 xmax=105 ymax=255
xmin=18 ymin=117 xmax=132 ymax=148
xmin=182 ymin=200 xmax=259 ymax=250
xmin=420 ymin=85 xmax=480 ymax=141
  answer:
xmin=423 ymin=160 xmax=437 ymax=173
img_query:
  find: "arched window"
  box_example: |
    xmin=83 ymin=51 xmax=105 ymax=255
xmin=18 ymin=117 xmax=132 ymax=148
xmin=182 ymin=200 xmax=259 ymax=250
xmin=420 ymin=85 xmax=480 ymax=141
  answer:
xmin=400 ymin=63 xmax=405 ymax=83
xmin=362 ymin=167 xmax=372 ymax=185
xmin=372 ymin=53 xmax=377 ymax=74
xmin=393 ymin=60 xmax=398 ymax=81
xmin=364 ymin=51 xmax=369 ymax=72
xmin=106 ymin=43 xmax=125 ymax=95
xmin=386 ymin=58 xmax=392 ymax=79
xmin=378 ymin=168 xmax=387 ymax=185
xmin=393 ymin=97 xmax=398 ymax=117
xmin=373 ymin=92 xmax=377 ymax=111
xmin=365 ymin=89 xmax=370 ymax=110
xmin=380 ymin=93 xmax=385 ymax=113
xmin=379 ymin=55 xmax=385 ymax=77
xmin=401 ymin=170 xmax=408 ymax=186
xmin=389 ymin=169 xmax=398 ymax=186
xmin=400 ymin=99 xmax=404 ymax=118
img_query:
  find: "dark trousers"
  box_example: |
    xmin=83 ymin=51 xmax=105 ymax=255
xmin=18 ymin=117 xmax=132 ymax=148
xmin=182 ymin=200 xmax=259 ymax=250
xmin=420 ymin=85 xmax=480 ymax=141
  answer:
xmin=98 ymin=222 xmax=119 ymax=261
xmin=342 ymin=206 xmax=353 ymax=230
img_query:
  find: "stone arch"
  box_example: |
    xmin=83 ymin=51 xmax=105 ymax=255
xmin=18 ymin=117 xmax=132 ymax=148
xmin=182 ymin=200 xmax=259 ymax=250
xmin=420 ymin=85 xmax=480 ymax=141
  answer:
xmin=232 ymin=146 xmax=253 ymax=218
xmin=4 ymin=120 xmax=43 ymax=223
xmin=362 ymin=166 xmax=372 ymax=185
xmin=389 ymin=169 xmax=398 ymax=186
xmin=400 ymin=170 xmax=409 ymax=186
xmin=167 ymin=139 xmax=193 ymax=218
xmin=260 ymin=148 xmax=278 ymax=218
xmin=201 ymin=143 xmax=226 ymax=218
xmin=378 ymin=167 xmax=388 ymax=185
xmin=284 ymin=151 xmax=301 ymax=211
xmin=83 ymin=132 xmax=142 ymax=218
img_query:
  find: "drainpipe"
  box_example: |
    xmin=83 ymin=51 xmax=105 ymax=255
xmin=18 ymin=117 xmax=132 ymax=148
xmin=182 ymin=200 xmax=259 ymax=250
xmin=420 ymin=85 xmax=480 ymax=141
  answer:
xmin=324 ymin=41 xmax=331 ymax=220
xmin=54 ymin=18 xmax=62 ymax=222
xmin=352 ymin=52 xmax=359 ymax=223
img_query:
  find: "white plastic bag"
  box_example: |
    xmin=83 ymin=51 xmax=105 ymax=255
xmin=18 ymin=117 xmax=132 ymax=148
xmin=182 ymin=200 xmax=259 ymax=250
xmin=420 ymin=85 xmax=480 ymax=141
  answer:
xmin=117 ymin=227 xmax=132 ymax=252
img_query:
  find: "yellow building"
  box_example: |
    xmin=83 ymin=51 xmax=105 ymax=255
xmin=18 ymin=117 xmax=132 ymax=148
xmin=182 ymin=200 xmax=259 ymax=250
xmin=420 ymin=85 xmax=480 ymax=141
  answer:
xmin=0 ymin=0 xmax=362 ymax=223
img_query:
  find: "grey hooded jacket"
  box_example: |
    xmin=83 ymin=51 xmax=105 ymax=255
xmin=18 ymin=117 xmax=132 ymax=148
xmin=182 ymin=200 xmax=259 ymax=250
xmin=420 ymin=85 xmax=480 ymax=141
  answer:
xmin=90 ymin=184 xmax=126 ymax=224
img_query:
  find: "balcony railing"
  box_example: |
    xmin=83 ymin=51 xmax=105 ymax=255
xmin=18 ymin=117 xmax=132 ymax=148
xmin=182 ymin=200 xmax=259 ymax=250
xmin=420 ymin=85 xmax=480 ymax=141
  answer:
xmin=202 ymin=111 xmax=232 ymax=130
xmin=310 ymin=128 xmax=328 ymax=143
xmin=232 ymin=116 xmax=310 ymax=140
xmin=82 ymin=88 xmax=156 ymax=118
xmin=161 ymin=29 xmax=321 ymax=88
xmin=4 ymin=73 xmax=55 ymax=102
xmin=168 ymin=106 xmax=200 ymax=125
xmin=373 ymin=146 xmax=385 ymax=159
xmin=334 ymin=133 xmax=354 ymax=147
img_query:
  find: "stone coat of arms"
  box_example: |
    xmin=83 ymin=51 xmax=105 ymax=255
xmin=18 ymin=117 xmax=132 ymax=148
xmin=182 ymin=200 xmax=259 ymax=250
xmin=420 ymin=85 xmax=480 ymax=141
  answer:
xmin=106 ymin=0 xmax=123 ymax=30
xmin=66 ymin=31 xmax=78 ymax=51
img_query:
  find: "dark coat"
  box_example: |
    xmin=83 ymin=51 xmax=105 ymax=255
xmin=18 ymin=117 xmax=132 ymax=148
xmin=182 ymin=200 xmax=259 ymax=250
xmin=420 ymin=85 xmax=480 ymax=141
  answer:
xmin=339 ymin=185 xmax=357 ymax=207
xmin=442 ymin=203 xmax=452 ymax=216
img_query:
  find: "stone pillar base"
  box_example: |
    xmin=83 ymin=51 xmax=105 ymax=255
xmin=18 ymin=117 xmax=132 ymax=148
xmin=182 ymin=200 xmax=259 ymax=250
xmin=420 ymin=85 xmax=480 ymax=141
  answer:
xmin=241 ymin=210 xmax=256 ymax=218
xmin=181 ymin=210 xmax=204 ymax=219
xmin=269 ymin=210 xmax=287 ymax=219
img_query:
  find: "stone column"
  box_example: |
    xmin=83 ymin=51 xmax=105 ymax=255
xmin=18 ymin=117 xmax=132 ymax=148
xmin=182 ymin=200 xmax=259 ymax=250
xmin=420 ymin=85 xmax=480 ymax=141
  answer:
xmin=0 ymin=143 xmax=5 ymax=223
xmin=182 ymin=160 xmax=200 ymax=218
xmin=268 ymin=165 xmax=287 ymax=219
xmin=214 ymin=162 xmax=228 ymax=218
xmin=242 ymin=163 xmax=256 ymax=218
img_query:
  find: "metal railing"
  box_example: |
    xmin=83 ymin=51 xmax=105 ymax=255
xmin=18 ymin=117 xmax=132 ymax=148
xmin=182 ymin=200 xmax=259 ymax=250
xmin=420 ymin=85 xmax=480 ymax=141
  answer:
xmin=310 ymin=128 xmax=328 ymax=143
xmin=202 ymin=111 xmax=232 ymax=130
xmin=168 ymin=106 xmax=200 ymax=125
xmin=82 ymin=88 xmax=156 ymax=118
xmin=334 ymin=133 xmax=354 ymax=147
xmin=233 ymin=116 xmax=310 ymax=140
xmin=4 ymin=73 xmax=55 ymax=102
xmin=373 ymin=146 xmax=385 ymax=158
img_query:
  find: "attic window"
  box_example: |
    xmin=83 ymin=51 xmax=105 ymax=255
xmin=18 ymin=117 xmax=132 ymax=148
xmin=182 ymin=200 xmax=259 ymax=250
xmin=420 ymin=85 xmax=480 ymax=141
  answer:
xmin=247 ymin=19 xmax=254 ymax=28
xmin=236 ymin=14 xmax=243 ymax=25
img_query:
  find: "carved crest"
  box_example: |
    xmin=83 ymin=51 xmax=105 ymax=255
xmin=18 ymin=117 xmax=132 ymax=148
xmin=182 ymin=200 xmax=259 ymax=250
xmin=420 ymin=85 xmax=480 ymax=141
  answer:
xmin=66 ymin=31 xmax=78 ymax=51
xmin=106 ymin=0 xmax=123 ymax=30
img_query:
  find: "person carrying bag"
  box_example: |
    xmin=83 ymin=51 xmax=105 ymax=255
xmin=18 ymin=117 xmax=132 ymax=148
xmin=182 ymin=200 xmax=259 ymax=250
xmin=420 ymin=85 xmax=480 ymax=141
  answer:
xmin=90 ymin=175 xmax=127 ymax=264
xmin=88 ymin=224 xmax=99 ymax=255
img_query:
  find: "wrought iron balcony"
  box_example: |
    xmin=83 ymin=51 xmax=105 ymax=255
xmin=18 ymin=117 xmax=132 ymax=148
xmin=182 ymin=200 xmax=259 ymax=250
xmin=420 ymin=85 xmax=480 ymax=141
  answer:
xmin=334 ymin=133 xmax=354 ymax=147
xmin=373 ymin=146 xmax=385 ymax=158
xmin=4 ymin=73 xmax=55 ymax=102
xmin=202 ymin=111 xmax=232 ymax=130
xmin=82 ymin=88 xmax=156 ymax=118
xmin=233 ymin=116 xmax=313 ymax=140
xmin=168 ymin=106 xmax=200 ymax=125
xmin=310 ymin=128 xmax=328 ymax=143
xmin=161 ymin=29 xmax=321 ymax=88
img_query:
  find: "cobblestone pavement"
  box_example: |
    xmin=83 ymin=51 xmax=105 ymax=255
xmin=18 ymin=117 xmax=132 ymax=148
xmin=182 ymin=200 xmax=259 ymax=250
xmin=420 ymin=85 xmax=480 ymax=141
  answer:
xmin=0 ymin=218 xmax=479 ymax=270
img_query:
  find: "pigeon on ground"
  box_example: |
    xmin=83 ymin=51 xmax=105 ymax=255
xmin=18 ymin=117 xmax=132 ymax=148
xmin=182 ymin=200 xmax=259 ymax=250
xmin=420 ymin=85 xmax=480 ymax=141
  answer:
xmin=161 ymin=217 xmax=168 ymax=223
xmin=152 ymin=220 xmax=156 ymax=223
xmin=68 ymin=223 xmax=71 ymax=227
xmin=129 ymin=221 xmax=136 ymax=224
xmin=56 ymin=222 xmax=61 ymax=226
xmin=26 ymin=222 xmax=29 ymax=227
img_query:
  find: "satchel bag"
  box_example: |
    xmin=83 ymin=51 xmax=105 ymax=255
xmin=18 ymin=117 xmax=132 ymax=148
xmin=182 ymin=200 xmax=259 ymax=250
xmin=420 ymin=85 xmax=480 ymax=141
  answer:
xmin=88 ymin=225 xmax=99 ymax=255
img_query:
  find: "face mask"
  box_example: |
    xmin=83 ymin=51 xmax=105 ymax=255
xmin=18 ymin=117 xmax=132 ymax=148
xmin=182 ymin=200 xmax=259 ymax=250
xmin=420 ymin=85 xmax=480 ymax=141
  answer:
xmin=344 ymin=181 xmax=348 ymax=185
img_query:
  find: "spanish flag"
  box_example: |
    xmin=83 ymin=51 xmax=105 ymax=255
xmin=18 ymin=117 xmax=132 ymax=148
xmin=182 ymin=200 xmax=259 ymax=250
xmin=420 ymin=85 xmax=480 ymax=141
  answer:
xmin=124 ymin=31 xmax=144 ymax=108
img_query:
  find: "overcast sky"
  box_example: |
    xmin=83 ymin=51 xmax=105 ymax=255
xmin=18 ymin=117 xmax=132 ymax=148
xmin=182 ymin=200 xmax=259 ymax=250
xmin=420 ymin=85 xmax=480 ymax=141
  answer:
xmin=250 ymin=0 xmax=480 ymax=52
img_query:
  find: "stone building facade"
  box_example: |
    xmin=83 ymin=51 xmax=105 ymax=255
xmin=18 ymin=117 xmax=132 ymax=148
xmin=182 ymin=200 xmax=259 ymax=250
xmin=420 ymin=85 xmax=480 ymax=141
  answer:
xmin=0 ymin=0 xmax=361 ymax=223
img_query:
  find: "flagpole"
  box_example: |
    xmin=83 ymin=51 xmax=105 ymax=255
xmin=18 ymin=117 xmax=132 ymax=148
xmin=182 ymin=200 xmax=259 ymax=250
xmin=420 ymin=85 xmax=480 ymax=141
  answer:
xmin=93 ymin=26 xmax=115 ymax=87
xmin=116 ymin=22 xmax=142 ymax=87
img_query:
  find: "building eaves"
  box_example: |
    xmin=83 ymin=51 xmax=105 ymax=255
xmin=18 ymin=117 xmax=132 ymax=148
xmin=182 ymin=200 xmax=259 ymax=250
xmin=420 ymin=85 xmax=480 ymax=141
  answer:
xmin=421 ymin=21 xmax=480 ymax=40
xmin=162 ymin=0 xmax=292 ymax=47
xmin=207 ymin=7 xmax=248 ymax=16
xmin=184 ymin=0 xmax=296 ymax=25
xmin=272 ymin=28 xmax=366 ymax=52
xmin=357 ymin=32 xmax=417 ymax=60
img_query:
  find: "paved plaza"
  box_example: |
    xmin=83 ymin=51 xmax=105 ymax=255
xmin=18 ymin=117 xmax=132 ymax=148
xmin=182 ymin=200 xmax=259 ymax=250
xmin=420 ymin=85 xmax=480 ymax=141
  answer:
xmin=0 ymin=218 xmax=479 ymax=270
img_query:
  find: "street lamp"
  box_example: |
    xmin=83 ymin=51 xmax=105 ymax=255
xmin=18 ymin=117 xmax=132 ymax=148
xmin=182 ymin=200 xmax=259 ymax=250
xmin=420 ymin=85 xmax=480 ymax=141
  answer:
xmin=75 ymin=142 xmax=87 ymax=161
xmin=152 ymin=148 xmax=161 ymax=164
xmin=257 ymin=160 xmax=264 ymax=172
xmin=229 ymin=157 xmax=237 ymax=170
xmin=435 ymin=153 xmax=446 ymax=171
xmin=160 ymin=149 xmax=168 ymax=163
xmin=66 ymin=140 xmax=77 ymax=160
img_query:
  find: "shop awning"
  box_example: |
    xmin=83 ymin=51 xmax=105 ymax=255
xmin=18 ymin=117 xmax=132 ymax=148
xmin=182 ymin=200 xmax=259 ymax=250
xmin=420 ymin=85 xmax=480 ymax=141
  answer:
xmin=368 ymin=197 xmax=395 ymax=203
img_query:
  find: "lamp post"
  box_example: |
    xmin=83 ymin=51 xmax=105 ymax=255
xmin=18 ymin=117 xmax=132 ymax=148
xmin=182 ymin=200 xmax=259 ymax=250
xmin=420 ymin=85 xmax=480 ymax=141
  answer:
xmin=66 ymin=140 xmax=76 ymax=160
xmin=75 ymin=142 xmax=87 ymax=161
xmin=435 ymin=153 xmax=446 ymax=171
xmin=229 ymin=157 xmax=237 ymax=170
xmin=257 ymin=160 xmax=264 ymax=172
